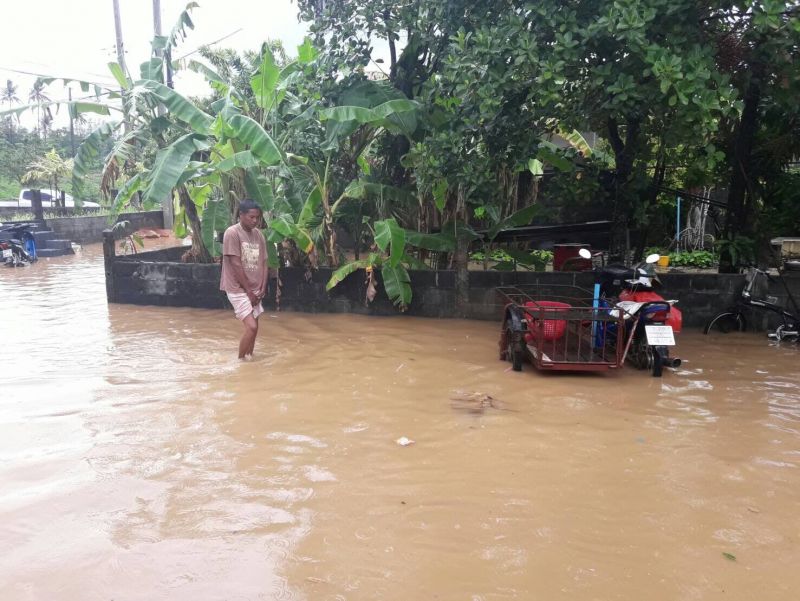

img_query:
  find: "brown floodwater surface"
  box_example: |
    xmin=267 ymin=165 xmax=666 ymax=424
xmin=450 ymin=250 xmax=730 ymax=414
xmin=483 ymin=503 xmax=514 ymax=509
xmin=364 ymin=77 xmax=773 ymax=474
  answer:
xmin=1 ymin=244 xmax=799 ymax=600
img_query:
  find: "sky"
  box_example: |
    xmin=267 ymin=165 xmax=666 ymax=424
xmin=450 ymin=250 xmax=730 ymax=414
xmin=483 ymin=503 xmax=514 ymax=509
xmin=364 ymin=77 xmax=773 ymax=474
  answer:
xmin=0 ymin=0 xmax=312 ymax=128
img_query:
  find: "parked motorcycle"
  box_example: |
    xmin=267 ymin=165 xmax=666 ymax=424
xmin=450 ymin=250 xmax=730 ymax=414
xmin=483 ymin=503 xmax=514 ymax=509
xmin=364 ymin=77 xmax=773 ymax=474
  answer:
xmin=582 ymin=250 xmax=682 ymax=377
xmin=0 ymin=222 xmax=38 ymax=267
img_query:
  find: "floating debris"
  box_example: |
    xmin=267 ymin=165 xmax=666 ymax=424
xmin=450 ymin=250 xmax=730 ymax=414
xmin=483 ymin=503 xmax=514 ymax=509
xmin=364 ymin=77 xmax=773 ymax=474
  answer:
xmin=396 ymin=436 xmax=415 ymax=446
xmin=450 ymin=391 xmax=512 ymax=415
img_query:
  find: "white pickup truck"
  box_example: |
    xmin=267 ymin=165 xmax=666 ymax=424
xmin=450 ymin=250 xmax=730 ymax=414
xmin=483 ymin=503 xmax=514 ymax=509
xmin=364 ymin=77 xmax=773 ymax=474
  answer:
xmin=0 ymin=189 xmax=100 ymax=209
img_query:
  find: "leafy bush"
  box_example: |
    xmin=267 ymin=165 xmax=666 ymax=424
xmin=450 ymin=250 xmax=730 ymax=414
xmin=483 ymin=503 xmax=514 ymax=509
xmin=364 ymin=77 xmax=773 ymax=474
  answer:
xmin=715 ymin=234 xmax=756 ymax=268
xmin=470 ymin=248 xmax=553 ymax=271
xmin=0 ymin=175 xmax=19 ymax=200
xmin=668 ymin=250 xmax=717 ymax=268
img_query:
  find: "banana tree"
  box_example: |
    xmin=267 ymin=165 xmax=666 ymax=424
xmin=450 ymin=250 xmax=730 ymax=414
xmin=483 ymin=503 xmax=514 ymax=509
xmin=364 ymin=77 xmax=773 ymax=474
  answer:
xmin=326 ymin=216 xmax=455 ymax=309
xmin=294 ymin=80 xmax=419 ymax=267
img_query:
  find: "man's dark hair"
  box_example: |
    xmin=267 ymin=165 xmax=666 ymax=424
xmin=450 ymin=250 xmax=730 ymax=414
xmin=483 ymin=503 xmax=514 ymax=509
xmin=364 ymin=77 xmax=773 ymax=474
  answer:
xmin=238 ymin=199 xmax=261 ymax=215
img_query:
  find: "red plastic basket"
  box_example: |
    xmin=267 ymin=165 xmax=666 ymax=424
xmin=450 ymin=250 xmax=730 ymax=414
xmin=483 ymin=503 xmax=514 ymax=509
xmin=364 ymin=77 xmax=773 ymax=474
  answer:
xmin=523 ymin=300 xmax=571 ymax=342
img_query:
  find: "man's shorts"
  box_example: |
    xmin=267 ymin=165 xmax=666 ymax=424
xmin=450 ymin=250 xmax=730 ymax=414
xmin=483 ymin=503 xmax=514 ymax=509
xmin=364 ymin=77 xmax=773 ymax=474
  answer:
xmin=226 ymin=291 xmax=264 ymax=321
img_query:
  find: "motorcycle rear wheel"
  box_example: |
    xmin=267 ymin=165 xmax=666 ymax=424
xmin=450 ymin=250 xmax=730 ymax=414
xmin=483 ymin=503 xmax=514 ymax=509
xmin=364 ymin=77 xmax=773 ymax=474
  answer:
xmin=703 ymin=311 xmax=746 ymax=334
xmin=505 ymin=328 xmax=523 ymax=372
xmin=649 ymin=347 xmax=663 ymax=377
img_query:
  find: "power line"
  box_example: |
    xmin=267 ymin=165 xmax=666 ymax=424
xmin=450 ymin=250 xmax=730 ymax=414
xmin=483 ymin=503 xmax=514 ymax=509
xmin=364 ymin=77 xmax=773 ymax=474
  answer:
xmin=175 ymin=28 xmax=244 ymax=60
xmin=0 ymin=65 xmax=115 ymax=88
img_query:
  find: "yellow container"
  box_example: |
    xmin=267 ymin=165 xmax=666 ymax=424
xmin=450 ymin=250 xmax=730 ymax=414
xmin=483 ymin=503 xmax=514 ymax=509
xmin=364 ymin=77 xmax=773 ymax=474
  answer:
xmin=657 ymin=255 xmax=670 ymax=268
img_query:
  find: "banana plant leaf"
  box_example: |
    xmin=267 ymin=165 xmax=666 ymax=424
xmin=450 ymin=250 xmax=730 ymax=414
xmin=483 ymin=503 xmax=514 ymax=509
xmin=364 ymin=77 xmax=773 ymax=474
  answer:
xmin=325 ymin=259 xmax=373 ymax=291
xmin=188 ymin=60 xmax=229 ymax=95
xmin=402 ymin=254 xmax=430 ymax=270
xmin=72 ymin=120 xmax=121 ymax=196
xmin=141 ymin=80 xmax=213 ymax=134
xmin=225 ymin=114 xmax=284 ymax=166
xmin=374 ymin=218 xmax=405 ymax=268
xmin=535 ymin=141 xmax=574 ymax=172
xmin=140 ymin=58 xmax=164 ymax=82
xmin=433 ymin=180 xmax=447 ymax=211
xmin=297 ymin=37 xmax=318 ymax=64
xmin=342 ymin=181 xmax=415 ymax=204
xmin=201 ymin=198 xmax=229 ymax=257
xmin=486 ymin=204 xmax=540 ymax=241
xmin=404 ymin=231 xmax=455 ymax=252
xmin=269 ymin=214 xmax=314 ymax=253
xmin=217 ymin=151 xmax=260 ymax=172
xmin=381 ymin=263 xmax=412 ymax=308
xmin=250 ymin=43 xmax=281 ymax=112
xmin=173 ymin=201 xmax=187 ymax=238
xmin=110 ymin=173 xmax=143 ymax=219
xmin=244 ymin=171 xmax=275 ymax=214
xmin=108 ymin=61 xmax=130 ymax=89
xmin=141 ymin=133 xmax=209 ymax=206
xmin=298 ymin=186 xmax=322 ymax=228
xmin=320 ymin=99 xmax=418 ymax=128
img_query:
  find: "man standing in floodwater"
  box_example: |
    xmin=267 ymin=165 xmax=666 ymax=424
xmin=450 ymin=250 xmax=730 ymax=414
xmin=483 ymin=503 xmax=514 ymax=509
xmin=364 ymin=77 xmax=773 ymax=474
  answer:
xmin=220 ymin=199 xmax=267 ymax=359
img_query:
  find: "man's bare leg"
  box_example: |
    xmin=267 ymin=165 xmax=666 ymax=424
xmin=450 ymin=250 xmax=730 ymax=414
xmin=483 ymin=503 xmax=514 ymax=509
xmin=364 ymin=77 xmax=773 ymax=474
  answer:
xmin=239 ymin=314 xmax=258 ymax=359
xmin=247 ymin=316 xmax=259 ymax=356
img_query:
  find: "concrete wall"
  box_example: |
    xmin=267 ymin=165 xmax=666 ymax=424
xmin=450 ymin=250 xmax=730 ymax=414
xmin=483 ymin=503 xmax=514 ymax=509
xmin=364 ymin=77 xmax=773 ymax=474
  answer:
xmin=0 ymin=207 xmax=102 ymax=220
xmin=48 ymin=211 xmax=164 ymax=244
xmin=104 ymin=242 xmax=800 ymax=329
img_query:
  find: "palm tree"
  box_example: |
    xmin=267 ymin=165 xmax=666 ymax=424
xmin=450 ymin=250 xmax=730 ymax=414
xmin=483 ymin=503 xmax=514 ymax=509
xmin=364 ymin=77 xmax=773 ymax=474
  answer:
xmin=1 ymin=79 xmax=20 ymax=141
xmin=1 ymin=79 xmax=19 ymax=105
xmin=21 ymin=148 xmax=74 ymax=207
xmin=40 ymin=107 xmax=53 ymax=142
xmin=28 ymin=79 xmax=50 ymax=138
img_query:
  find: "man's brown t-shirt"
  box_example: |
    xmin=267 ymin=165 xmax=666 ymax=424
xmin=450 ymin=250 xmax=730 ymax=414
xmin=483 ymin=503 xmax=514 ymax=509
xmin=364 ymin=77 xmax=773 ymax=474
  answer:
xmin=219 ymin=223 xmax=266 ymax=293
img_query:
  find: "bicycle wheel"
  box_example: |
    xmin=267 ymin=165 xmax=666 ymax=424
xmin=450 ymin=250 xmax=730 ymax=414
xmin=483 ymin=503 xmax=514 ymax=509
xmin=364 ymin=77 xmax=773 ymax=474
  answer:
xmin=703 ymin=311 xmax=746 ymax=334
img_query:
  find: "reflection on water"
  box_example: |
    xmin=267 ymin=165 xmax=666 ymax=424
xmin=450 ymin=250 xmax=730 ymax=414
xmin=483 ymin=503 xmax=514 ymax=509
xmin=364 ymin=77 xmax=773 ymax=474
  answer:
xmin=1 ymin=245 xmax=799 ymax=600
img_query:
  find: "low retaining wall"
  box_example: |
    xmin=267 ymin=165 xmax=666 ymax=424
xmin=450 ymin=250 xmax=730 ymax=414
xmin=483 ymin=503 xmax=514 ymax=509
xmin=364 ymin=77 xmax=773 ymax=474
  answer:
xmin=49 ymin=211 xmax=164 ymax=244
xmin=0 ymin=207 xmax=103 ymax=220
xmin=103 ymin=237 xmax=800 ymax=328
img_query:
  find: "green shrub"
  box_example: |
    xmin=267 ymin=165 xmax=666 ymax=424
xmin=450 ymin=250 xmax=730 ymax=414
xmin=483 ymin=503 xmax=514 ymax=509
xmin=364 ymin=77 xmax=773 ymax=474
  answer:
xmin=470 ymin=248 xmax=553 ymax=271
xmin=668 ymin=250 xmax=717 ymax=268
xmin=0 ymin=175 xmax=20 ymax=200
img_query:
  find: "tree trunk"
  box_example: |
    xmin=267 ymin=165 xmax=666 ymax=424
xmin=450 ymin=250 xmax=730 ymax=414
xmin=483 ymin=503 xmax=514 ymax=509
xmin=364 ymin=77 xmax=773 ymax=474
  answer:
xmin=634 ymin=131 xmax=667 ymax=260
xmin=607 ymin=116 xmax=641 ymax=263
xmin=454 ymin=234 xmax=469 ymax=316
xmin=453 ymin=189 xmax=469 ymax=316
xmin=720 ymin=65 xmax=763 ymax=273
xmin=178 ymin=186 xmax=212 ymax=263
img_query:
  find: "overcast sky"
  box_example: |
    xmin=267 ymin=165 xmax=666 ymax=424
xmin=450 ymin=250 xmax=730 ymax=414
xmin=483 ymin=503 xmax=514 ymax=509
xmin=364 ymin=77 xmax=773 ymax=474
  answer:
xmin=0 ymin=0 xmax=312 ymax=127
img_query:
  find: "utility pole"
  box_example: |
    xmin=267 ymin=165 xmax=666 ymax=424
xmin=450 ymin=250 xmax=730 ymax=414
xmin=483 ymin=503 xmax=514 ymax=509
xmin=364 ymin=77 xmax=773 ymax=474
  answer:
xmin=112 ymin=0 xmax=128 ymax=76
xmin=68 ymin=87 xmax=75 ymax=156
xmin=153 ymin=0 xmax=174 ymax=227
xmin=152 ymin=0 xmax=162 ymax=38
xmin=152 ymin=0 xmax=173 ymax=88
xmin=112 ymin=0 xmax=130 ymax=132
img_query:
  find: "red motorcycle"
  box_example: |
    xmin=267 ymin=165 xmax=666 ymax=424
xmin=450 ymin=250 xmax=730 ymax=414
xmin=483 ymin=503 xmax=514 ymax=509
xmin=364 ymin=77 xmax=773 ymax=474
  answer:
xmin=588 ymin=251 xmax=682 ymax=377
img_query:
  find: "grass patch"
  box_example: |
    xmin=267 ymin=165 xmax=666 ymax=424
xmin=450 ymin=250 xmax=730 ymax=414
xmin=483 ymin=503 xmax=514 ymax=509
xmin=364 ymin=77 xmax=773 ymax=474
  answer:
xmin=0 ymin=176 xmax=20 ymax=200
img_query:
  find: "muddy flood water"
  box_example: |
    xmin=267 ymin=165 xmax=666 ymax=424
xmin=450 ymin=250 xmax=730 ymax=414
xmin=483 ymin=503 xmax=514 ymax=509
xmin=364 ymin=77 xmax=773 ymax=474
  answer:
xmin=1 ymin=243 xmax=799 ymax=601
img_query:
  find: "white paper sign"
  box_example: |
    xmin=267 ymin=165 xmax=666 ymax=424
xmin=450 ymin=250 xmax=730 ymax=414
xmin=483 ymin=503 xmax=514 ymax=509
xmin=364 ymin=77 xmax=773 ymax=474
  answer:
xmin=2 ymin=249 xmax=12 ymax=258
xmin=645 ymin=325 xmax=675 ymax=346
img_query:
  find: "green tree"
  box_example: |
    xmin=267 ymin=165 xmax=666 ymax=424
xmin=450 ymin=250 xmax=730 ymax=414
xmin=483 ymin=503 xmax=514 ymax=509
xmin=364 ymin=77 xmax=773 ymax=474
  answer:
xmin=28 ymin=79 xmax=51 ymax=139
xmin=21 ymin=148 xmax=74 ymax=206
xmin=700 ymin=1 xmax=800 ymax=270
xmin=1 ymin=80 xmax=20 ymax=142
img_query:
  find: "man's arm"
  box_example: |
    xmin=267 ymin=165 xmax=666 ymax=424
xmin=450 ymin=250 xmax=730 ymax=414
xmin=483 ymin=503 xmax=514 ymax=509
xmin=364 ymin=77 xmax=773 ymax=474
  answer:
xmin=254 ymin=235 xmax=268 ymax=300
xmin=257 ymin=247 xmax=268 ymax=299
